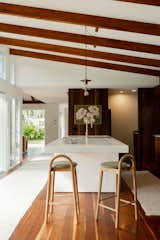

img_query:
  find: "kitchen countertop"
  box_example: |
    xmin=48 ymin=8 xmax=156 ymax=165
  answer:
xmin=44 ymin=135 xmax=128 ymax=153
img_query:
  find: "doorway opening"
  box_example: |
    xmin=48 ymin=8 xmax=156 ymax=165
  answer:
xmin=22 ymin=109 xmax=45 ymax=158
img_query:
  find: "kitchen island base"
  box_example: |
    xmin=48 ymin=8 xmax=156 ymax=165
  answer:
xmin=53 ymin=152 xmax=118 ymax=192
xmin=44 ymin=136 xmax=129 ymax=192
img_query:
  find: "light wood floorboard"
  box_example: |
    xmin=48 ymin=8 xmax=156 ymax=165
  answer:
xmin=10 ymin=185 xmax=157 ymax=240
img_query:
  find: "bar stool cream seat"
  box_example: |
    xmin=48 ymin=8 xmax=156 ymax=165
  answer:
xmin=101 ymin=161 xmax=130 ymax=169
xmin=45 ymin=154 xmax=80 ymax=224
xmin=52 ymin=161 xmax=77 ymax=170
xmin=96 ymin=153 xmax=138 ymax=228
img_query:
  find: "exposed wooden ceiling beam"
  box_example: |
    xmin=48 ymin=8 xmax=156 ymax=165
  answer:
xmin=115 ymin=0 xmax=160 ymax=6
xmin=10 ymin=48 xmax=160 ymax=76
xmin=0 ymin=3 xmax=159 ymax=36
xmin=23 ymin=95 xmax=44 ymax=104
xmin=1 ymin=36 xmax=159 ymax=67
xmin=31 ymin=96 xmax=36 ymax=102
xmin=0 ymin=23 xmax=160 ymax=55
xmin=23 ymin=100 xmax=44 ymax=104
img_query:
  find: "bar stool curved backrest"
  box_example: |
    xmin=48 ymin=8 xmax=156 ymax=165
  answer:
xmin=50 ymin=154 xmax=74 ymax=171
xmin=45 ymin=154 xmax=79 ymax=224
xmin=118 ymin=153 xmax=136 ymax=170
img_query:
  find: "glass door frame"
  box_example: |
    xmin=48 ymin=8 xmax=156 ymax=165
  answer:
xmin=10 ymin=97 xmax=22 ymax=168
xmin=0 ymin=92 xmax=8 ymax=171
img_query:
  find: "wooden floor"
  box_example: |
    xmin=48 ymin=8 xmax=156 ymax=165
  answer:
xmin=10 ymin=184 xmax=157 ymax=240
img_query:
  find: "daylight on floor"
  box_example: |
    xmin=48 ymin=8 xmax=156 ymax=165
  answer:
xmin=0 ymin=1 xmax=160 ymax=240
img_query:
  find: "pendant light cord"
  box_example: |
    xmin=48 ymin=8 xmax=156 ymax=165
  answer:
xmin=85 ymin=25 xmax=87 ymax=81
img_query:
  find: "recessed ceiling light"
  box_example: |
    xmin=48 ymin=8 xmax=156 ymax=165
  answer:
xmin=131 ymin=89 xmax=137 ymax=92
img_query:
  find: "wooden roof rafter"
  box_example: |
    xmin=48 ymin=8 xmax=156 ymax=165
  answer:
xmin=115 ymin=0 xmax=160 ymax=6
xmin=23 ymin=95 xmax=45 ymax=104
xmin=10 ymin=48 xmax=160 ymax=76
xmin=0 ymin=3 xmax=160 ymax=36
xmin=0 ymin=36 xmax=159 ymax=67
xmin=0 ymin=23 xmax=160 ymax=54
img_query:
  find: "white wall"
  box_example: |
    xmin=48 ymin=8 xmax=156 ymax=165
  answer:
xmin=58 ymin=103 xmax=68 ymax=138
xmin=23 ymin=103 xmax=58 ymax=144
xmin=0 ymin=80 xmax=22 ymax=97
xmin=14 ymin=56 xmax=159 ymax=103
xmin=45 ymin=103 xmax=58 ymax=144
xmin=108 ymin=90 xmax=138 ymax=153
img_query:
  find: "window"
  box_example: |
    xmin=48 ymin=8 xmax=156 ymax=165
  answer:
xmin=0 ymin=51 xmax=15 ymax=83
xmin=10 ymin=58 xmax=15 ymax=84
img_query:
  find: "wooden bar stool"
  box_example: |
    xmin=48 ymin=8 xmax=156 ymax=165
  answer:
xmin=45 ymin=154 xmax=80 ymax=224
xmin=96 ymin=153 xmax=138 ymax=228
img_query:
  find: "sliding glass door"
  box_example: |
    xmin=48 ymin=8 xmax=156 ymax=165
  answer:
xmin=15 ymin=99 xmax=21 ymax=163
xmin=0 ymin=47 xmax=22 ymax=171
xmin=0 ymin=92 xmax=7 ymax=172
xmin=10 ymin=97 xmax=21 ymax=168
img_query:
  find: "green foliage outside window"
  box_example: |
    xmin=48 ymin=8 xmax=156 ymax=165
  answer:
xmin=23 ymin=123 xmax=45 ymax=140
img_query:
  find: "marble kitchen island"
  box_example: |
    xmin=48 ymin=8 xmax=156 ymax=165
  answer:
xmin=44 ymin=136 xmax=128 ymax=192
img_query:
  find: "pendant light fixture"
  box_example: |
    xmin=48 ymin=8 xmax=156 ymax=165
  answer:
xmin=80 ymin=26 xmax=92 ymax=96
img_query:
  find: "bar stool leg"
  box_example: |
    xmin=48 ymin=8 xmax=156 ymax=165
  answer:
xmin=115 ymin=174 xmax=118 ymax=209
xmin=132 ymin=168 xmax=138 ymax=221
xmin=50 ymin=171 xmax=55 ymax=214
xmin=96 ymin=170 xmax=103 ymax=220
xmin=115 ymin=169 xmax=121 ymax=229
xmin=72 ymin=168 xmax=79 ymax=223
xmin=45 ymin=169 xmax=52 ymax=224
xmin=73 ymin=168 xmax=79 ymax=215
xmin=74 ymin=168 xmax=80 ymax=214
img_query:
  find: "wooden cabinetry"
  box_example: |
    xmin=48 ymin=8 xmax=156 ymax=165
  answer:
xmin=22 ymin=136 xmax=28 ymax=153
xmin=68 ymin=89 xmax=111 ymax=135
xmin=154 ymin=136 xmax=160 ymax=174
xmin=133 ymin=131 xmax=143 ymax=170
xmin=134 ymin=86 xmax=160 ymax=175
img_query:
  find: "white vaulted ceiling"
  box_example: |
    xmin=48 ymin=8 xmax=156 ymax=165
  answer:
xmin=0 ymin=0 xmax=160 ymax=102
